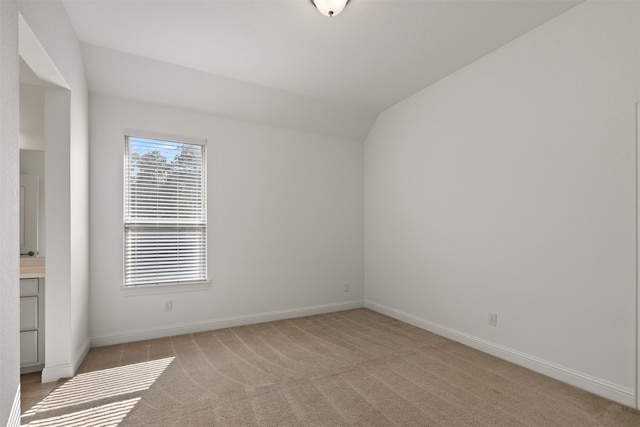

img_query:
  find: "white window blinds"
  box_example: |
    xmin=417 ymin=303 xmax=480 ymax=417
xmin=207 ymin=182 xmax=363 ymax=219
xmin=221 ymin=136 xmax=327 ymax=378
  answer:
xmin=124 ymin=133 xmax=207 ymax=286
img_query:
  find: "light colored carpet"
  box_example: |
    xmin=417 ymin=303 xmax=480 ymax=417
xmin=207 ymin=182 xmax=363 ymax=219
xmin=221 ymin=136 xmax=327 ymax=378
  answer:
xmin=21 ymin=309 xmax=640 ymax=426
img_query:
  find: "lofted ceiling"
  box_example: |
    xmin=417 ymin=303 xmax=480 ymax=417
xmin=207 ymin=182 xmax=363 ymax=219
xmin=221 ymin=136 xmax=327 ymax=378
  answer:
xmin=63 ymin=0 xmax=580 ymax=139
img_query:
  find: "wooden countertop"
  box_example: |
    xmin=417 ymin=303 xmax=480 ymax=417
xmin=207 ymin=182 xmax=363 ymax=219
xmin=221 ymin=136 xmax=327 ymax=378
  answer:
xmin=20 ymin=257 xmax=45 ymax=279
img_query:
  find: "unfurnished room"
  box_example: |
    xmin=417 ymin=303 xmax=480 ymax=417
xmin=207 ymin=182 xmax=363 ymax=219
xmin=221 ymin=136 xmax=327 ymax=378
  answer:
xmin=2 ymin=0 xmax=640 ymax=425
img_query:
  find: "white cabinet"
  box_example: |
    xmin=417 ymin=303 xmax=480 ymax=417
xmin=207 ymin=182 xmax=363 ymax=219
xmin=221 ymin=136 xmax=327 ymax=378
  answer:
xmin=20 ymin=331 xmax=38 ymax=366
xmin=20 ymin=296 xmax=38 ymax=330
xmin=20 ymin=278 xmax=44 ymax=373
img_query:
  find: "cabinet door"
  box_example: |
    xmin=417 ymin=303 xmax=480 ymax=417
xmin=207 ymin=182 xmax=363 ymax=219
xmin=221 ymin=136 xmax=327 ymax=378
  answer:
xmin=20 ymin=296 xmax=38 ymax=331
xmin=20 ymin=278 xmax=38 ymax=296
xmin=20 ymin=330 xmax=38 ymax=366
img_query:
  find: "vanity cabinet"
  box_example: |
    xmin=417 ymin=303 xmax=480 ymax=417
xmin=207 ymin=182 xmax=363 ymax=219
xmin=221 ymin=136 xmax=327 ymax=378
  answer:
xmin=20 ymin=278 xmax=44 ymax=373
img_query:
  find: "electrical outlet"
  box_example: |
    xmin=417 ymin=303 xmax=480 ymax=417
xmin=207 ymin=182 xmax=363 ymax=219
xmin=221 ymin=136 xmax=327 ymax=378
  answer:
xmin=164 ymin=300 xmax=173 ymax=312
xmin=488 ymin=312 xmax=497 ymax=326
xmin=344 ymin=283 xmax=350 ymax=292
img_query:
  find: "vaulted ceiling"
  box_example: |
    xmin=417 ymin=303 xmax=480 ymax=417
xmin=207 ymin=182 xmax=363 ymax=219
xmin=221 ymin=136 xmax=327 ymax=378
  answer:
xmin=63 ymin=0 xmax=580 ymax=139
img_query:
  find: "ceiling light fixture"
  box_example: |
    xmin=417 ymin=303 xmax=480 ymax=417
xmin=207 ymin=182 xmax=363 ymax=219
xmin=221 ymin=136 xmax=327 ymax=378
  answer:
xmin=310 ymin=0 xmax=350 ymax=17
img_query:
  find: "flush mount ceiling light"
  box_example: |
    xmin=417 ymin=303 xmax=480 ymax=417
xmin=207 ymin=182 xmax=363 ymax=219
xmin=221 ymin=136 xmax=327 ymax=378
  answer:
xmin=310 ymin=0 xmax=350 ymax=17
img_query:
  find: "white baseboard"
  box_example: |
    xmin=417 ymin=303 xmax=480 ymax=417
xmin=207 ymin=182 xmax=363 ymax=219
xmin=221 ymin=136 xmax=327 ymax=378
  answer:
xmin=7 ymin=385 xmax=20 ymax=427
xmin=91 ymin=300 xmax=365 ymax=347
xmin=42 ymin=363 xmax=74 ymax=384
xmin=365 ymin=300 xmax=636 ymax=408
xmin=41 ymin=338 xmax=91 ymax=383
xmin=73 ymin=338 xmax=91 ymax=373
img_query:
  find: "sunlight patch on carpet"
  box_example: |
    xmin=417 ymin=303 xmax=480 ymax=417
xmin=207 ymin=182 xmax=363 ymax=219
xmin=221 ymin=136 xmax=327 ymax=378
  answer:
xmin=21 ymin=357 xmax=174 ymax=423
xmin=26 ymin=397 xmax=140 ymax=427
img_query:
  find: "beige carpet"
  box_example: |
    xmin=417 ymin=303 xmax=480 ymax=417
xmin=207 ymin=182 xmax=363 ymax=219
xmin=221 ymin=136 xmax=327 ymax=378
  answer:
xmin=21 ymin=309 xmax=640 ymax=426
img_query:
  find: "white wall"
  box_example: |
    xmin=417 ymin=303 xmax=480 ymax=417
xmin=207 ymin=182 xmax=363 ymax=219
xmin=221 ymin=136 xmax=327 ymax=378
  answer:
xmin=89 ymin=95 xmax=364 ymax=344
xmin=365 ymin=1 xmax=639 ymax=407
xmin=18 ymin=0 xmax=90 ymax=381
xmin=81 ymin=44 xmax=378 ymax=142
xmin=0 ymin=1 xmax=21 ymax=424
xmin=19 ymin=83 xmax=44 ymax=151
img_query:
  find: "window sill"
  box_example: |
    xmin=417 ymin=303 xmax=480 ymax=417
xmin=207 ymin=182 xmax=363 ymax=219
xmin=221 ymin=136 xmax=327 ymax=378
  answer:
xmin=121 ymin=281 xmax=211 ymax=296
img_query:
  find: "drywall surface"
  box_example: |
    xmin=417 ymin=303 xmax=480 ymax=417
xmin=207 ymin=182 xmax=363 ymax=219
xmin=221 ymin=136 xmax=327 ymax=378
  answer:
xmin=0 ymin=0 xmax=20 ymax=425
xmin=19 ymin=83 xmax=44 ymax=151
xmin=365 ymin=1 xmax=639 ymax=405
xmin=18 ymin=0 xmax=90 ymax=381
xmin=80 ymin=44 xmax=378 ymax=142
xmin=89 ymin=95 xmax=364 ymax=342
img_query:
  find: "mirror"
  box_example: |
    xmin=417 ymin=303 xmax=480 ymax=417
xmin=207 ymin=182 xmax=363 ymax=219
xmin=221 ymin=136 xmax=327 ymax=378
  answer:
xmin=19 ymin=151 xmax=45 ymax=257
xmin=20 ymin=58 xmax=47 ymax=258
xmin=20 ymin=173 xmax=39 ymax=256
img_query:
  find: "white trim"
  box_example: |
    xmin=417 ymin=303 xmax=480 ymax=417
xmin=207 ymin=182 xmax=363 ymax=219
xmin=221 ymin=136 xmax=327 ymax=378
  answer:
xmin=73 ymin=338 xmax=91 ymax=374
xmin=41 ymin=339 xmax=90 ymax=383
xmin=91 ymin=300 xmax=364 ymax=347
xmin=41 ymin=363 xmax=74 ymax=384
xmin=7 ymin=385 xmax=20 ymax=427
xmin=18 ymin=14 xmax=69 ymax=89
xmin=365 ymin=300 xmax=636 ymax=408
xmin=123 ymin=128 xmax=206 ymax=146
xmin=121 ymin=281 xmax=211 ymax=296
xmin=636 ymin=102 xmax=640 ymax=410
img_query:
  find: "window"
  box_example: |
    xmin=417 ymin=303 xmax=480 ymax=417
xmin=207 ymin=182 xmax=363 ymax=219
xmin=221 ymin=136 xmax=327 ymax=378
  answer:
xmin=124 ymin=131 xmax=207 ymax=287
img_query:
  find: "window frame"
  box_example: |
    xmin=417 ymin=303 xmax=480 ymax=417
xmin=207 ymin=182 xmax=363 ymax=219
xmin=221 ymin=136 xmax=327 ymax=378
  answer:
xmin=122 ymin=129 xmax=209 ymax=290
